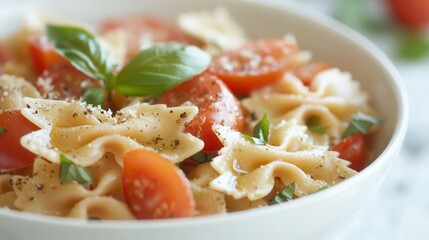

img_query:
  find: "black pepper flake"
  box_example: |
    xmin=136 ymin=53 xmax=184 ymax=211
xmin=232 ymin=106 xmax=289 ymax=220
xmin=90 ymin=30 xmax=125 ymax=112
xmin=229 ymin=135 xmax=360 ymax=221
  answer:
xmin=170 ymin=110 xmax=173 ymax=113
xmin=338 ymin=175 xmax=345 ymax=179
xmin=180 ymin=112 xmax=187 ymax=118
xmin=174 ymin=139 xmax=180 ymax=146
xmin=72 ymin=112 xmax=78 ymax=117
xmin=250 ymin=112 xmax=258 ymax=121
xmin=35 ymin=183 xmax=44 ymax=190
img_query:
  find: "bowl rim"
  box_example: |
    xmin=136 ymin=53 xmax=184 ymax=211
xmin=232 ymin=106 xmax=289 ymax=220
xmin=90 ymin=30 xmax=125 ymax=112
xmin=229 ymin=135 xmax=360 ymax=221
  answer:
xmin=0 ymin=0 xmax=409 ymax=229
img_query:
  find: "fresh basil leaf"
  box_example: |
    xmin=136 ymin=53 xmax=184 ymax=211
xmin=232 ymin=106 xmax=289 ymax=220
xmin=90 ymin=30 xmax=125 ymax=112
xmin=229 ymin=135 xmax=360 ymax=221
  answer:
xmin=0 ymin=125 xmax=6 ymax=135
xmin=46 ymin=25 xmax=115 ymax=89
xmin=116 ymin=44 xmax=211 ymax=96
xmin=306 ymin=116 xmax=328 ymax=134
xmin=191 ymin=152 xmax=216 ymax=163
xmin=342 ymin=114 xmax=382 ymax=139
xmin=253 ymin=113 xmax=270 ymax=143
xmin=269 ymin=182 xmax=295 ymax=205
xmin=81 ymin=88 xmax=105 ymax=108
xmin=396 ymin=33 xmax=429 ymax=61
xmin=242 ymin=133 xmax=266 ymax=145
xmin=59 ymin=154 xmax=93 ymax=184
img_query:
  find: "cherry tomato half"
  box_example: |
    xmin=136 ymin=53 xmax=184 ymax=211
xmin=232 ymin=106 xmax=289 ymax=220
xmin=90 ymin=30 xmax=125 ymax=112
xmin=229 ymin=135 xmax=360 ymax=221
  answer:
xmin=0 ymin=110 xmax=39 ymax=171
xmin=36 ymin=61 xmax=102 ymax=100
xmin=332 ymin=133 xmax=367 ymax=172
xmin=122 ymin=149 xmax=195 ymax=219
xmin=209 ymin=38 xmax=298 ymax=94
xmin=0 ymin=43 xmax=10 ymax=66
xmin=158 ymin=73 xmax=244 ymax=153
xmin=387 ymin=0 xmax=429 ymax=28
xmin=28 ymin=34 xmax=66 ymax=75
xmin=292 ymin=62 xmax=332 ymax=86
xmin=99 ymin=16 xmax=197 ymax=60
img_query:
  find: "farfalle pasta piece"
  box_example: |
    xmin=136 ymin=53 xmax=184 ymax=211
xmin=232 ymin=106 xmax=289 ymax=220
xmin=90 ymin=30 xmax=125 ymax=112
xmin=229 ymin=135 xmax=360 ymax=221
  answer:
xmin=177 ymin=7 xmax=246 ymax=53
xmin=242 ymin=68 xmax=375 ymax=123
xmin=11 ymin=156 xmax=123 ymax=216
xmin=0 ymin=75 xmax=41 ymax=110
xmin=274 ymin=104 xmax=346 ymax=146
xmin=209 ymin=120 xmax=356 ymax=201
xmin=20 ymin=97 xmax=204 ymax=166
xmin=67 ymin=196 xmax=135 ymax=220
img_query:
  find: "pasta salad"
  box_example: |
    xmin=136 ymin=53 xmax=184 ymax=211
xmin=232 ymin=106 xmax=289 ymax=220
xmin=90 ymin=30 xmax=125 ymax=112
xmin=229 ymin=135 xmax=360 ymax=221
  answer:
xmin=0 ymin=7 xmax=381 ymax=220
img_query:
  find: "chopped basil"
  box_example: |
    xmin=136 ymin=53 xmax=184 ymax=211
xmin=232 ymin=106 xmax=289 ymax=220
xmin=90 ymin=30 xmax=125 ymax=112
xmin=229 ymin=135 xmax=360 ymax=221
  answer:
xmin=306 ymin=116 xmax=328 ymax=134
xmin=253 ymin=113 xmax=270 ymax=143
xmin=116 ymin=44 xmax=211 ymax=96
xmin=241 ymin=133 xmax=267 ymax=145
xmin=342 ymin=114 xmax=382 ymax=139
xmin=191 ymin=152 xmax=216 ymax=163
xmin=243 ymin=113 xmax=270 ymax=145
xmin=0 ymin=125 xmax=6 ymax=135
xmin=269 ymin=182 xmax=295 ymax=205
xmin=46 ymin=25 xmax=211 ymax=100
xmin=59 ymin=154 xmax=93 ymax=184
xmin=81 ymin=88 xmax=105 ymax=108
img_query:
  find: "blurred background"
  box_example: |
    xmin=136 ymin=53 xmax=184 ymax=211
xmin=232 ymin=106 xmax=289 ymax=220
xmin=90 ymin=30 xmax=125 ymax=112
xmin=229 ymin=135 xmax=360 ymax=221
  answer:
xmin=263 ymin=0 xmax=429 ymax=239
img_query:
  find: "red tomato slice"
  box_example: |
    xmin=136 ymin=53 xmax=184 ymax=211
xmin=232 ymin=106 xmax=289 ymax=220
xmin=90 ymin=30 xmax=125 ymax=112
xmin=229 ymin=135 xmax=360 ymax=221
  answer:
xmin=0 ymin=43 xmax=10 ymax=66
xmin=332 ymin=133 xmax=367 ymax=172
xmin=209 ymin=38 xmax=298 ymax=94
xmin=122 ymin=149 xmax=195 ymax=219
xmin=0 ymin=110 xmax=39 ymax=171
xmin=387 ymin=0 xmax=429 ymax=28
xmin=99 ymin=16 xmax=197 ymax=60
xmin=158 ymin=73 xmax=244 ymax=153
xmin=28 ymin=34 xmax=66 ymax=75
xmin=36 ymin=61 xmax=102 ymax=100
xmin=292 ymin=62 xmax=331 ymax=86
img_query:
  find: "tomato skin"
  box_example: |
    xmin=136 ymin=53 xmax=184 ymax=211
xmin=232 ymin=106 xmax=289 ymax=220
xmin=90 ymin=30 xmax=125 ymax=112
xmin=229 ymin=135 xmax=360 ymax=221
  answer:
xmin=0 ymin=110 xmax=39 ymax=171
xmin=28 ymin=34 xmax=66 ymax=75
xmin=209 ymin=39 xmax=298 ymax=94
xmin=292 ymin=62 xmax=331 ymax=86
xmin=122 ymin=149 xmax=195 ymax=219
xmin=36 ymin=61 xmax=102 ymax=100
xmin=387 ymin=0 xmax=429 ymax=28
xmin=99 ymin=16 xmax=197 ymax=60
xmin=0 ymin=43 xmax=10 ymax=66
xmin=332 ymin=133 xmax=367 ymax=172
xmin=158 ymin=73 xmax=244 ymax=153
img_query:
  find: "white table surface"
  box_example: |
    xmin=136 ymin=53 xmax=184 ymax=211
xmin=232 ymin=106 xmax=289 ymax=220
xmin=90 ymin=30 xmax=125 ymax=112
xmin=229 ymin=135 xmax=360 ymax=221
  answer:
xmin=263 ymin=0 xmax=429 ymax=239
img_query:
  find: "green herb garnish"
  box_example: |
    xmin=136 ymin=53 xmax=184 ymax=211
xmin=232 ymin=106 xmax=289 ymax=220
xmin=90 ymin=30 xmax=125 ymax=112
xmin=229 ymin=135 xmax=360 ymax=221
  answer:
xmin=0 ymin=125 xmax=6 ymax=135
xmin=46 ymin=25 xmax=116 ymax=90
xmin=116 ymin=44 xmax=211 ymax=96
xmin=81 ymin=88 xmax=105 ymax=108
xmin=396 ymin=33 xmax=429 ymax=61
xmin=191 ymin=152 xmax=216 ymax=163
xmin=243 ymin=113 xmax=270 ymax=145
xmin=306 ymin=116 xmax=328 ymax=134
xmin=59 ymin=154 xmax=93 ymax=184
xmin=46 ymin=24 xmax=211 ymax=101
xmin=269 ymin=182 xmax=296 ymax=205
xmin=342 ymin=114 xmax=382 ymax=139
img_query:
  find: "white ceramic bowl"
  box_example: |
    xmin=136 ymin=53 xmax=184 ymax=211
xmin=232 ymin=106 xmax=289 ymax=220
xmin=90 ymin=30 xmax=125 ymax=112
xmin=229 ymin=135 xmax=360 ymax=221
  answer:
xmin=0 ymin=0 xmax=408 ymax=239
